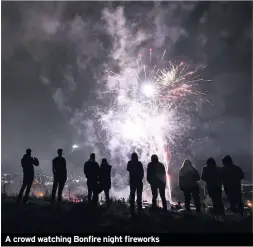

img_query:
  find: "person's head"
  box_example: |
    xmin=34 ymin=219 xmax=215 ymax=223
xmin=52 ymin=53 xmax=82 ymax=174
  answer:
xmin=101 ymin=158 xmax=107 ymax=165
xmin=90 ymin=153 xmax=95 ymax=161
xmin=182 ymin=159 xmax=192 ymax=168
xmin=57 ymin=149 xmax=63 ymax=157
xmin=26 ymin=149 xmax=32 ymax=156
xmin=222 ymin=155 xmax=233 ymax=166
xmin=151 ymin=154 xmax=159 ymax=163
xmin=206 ymin=157 xmax=216 ymax=168
xmin=131 ymin=152 xmax=138 ymax=161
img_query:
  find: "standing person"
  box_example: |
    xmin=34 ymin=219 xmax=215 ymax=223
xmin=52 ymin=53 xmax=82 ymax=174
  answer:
xmin=51 ymin=149 xmax=67 ymax=203
xmin=221 ymin=155 xmax=244 ymax=215
xmin=147 ymin=154 xmax=167 ymax=211
xmin=99 ymin=158 xmax=112 ymax=207
xmin=17 ymin=149 xmax=39 ymax=203
xmin=127 ymin=152 xmax=144 ymax=216
xmin=179 ymin=159 xmax=201 ymax=212
xmin=201 ymin=158 xmax=224 ymax=216
xmin=84 ymin=153 xmax=100 ymax=205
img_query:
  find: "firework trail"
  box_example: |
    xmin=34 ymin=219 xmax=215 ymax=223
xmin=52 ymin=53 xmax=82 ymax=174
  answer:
xmin=97 ymin=49 xmax=205 ymax=202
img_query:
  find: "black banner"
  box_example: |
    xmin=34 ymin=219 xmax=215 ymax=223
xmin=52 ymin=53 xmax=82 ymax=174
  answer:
xmin=1 ymin=233 xmax=253 ymax=246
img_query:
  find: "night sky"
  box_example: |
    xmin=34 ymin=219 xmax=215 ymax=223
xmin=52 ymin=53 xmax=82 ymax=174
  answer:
xmin=1 ymin=1 xmax=252 ymax=181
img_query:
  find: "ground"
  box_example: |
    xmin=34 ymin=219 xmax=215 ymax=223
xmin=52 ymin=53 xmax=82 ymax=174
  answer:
xmin=2 ymin=196 xmax=252 ymax=234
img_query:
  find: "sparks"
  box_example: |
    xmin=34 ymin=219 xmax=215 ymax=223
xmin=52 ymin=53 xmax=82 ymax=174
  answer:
xmin=142 ymin=83 xmax=156 ymax=98
xmin=95 ymin=49 xmax=207 ymax=202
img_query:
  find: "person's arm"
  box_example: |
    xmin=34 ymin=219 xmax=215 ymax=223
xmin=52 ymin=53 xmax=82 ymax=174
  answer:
xmin=64 ymin=158 xmax=67 ymax=173
xmin=52 ymin=159 xmax=56 ymax=175
xmin=178 ymin=173 xmax=183 ymax=190
xmin=201 ymin=167 xmax=207 ymax=182
xmin=84 ymin=162 xmax=87 ymax=177
xmin=162 ymin=164 xmax=166 ymax=184
xmin=127 ymin=162 xmax=130 ymax=172
xmin=33 ymin=157 xmax=39 ymax=166
xmin=21 ymin=157 xmax=24 ymax=168
xmin=147 ymin=163 xmax=151 ymax=184
xmin=179 ymin=168 xmax=187 ymax=190
xmin=194 ymin=168 xmax=201 ymax=181
xmin=140 ymin=163 xmax=144 ymax=180
xmin=238 ymin=167 xmax=244 ymax=180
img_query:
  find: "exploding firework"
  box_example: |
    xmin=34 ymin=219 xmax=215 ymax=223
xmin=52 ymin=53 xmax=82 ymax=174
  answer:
xmin=96 ymin=49 xmax=206 ymax=202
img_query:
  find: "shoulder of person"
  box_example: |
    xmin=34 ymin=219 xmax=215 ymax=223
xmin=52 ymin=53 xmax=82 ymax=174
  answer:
xmin=202 ymin=165 xmax=207 ymax=171
xmin=235 ymin=165 xmax=242 ymax=171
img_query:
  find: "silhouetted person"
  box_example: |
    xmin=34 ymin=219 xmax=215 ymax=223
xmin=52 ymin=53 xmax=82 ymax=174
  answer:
xmin=127 ymin=152 xmax=144 ymax=215
xmin=147 ymin=154 xmax=167 ymax=211
xmin=201 ymin=158 xmax=224 ymax=216
xmin=221 ymin=155 xmax=244 ymax=215
xmin=99 ymin=158 xmax=112 ymax=206
xmin=51 ymin=149 xmax=67 ymax=203
xmin=84 ymin=153 xmax=100 ymax=205
xmin=179 ymin=159 xmax=201 ymax=212
xmin=175 ymin=201 xmax=182 ymax=210
xmin=17 ymin=149 xmax=39 ymax=203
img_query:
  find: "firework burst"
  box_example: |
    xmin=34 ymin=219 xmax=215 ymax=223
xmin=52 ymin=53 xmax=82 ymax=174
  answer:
xmin=96 ymin=49 xmax=206 ymax=202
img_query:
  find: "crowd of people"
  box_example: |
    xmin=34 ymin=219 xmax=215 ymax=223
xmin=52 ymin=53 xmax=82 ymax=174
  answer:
xmin=179 ymin=157 xmax=244 ymax=216
xmin=17 ymin=148 xmax=245 ymax=217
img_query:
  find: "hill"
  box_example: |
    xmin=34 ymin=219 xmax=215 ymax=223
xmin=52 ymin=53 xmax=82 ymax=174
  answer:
xmin=2 ymin=197 xmax=252 ymax=234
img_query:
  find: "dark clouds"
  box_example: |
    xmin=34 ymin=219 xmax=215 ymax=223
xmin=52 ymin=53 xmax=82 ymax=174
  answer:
xmin=1 ymin=2 xmax=252 ymax=180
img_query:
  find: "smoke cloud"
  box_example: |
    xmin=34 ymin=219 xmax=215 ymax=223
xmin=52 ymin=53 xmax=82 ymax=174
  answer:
xmin=2 ymin=2 xmax=252 ymax=198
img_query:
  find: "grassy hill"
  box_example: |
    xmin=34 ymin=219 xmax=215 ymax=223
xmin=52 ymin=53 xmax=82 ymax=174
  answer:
xmin=2 ymin=196 xmax=252 ymax=234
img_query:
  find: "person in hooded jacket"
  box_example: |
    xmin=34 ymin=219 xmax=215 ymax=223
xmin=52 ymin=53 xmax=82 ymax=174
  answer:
xmin=127 ymin=152 xmax=144 ymax=215
xmin=84 ymin=153 xmax=100 ymax=205
xmin=179 ymin=159 xmax=201 ymax=212
xmin=51 ymin=149 xmax=67 ymax=203
xmin=201 ymin=158 xmax=224 ymax=216
xmin=147 ymin=154 xmax=167 ymax=211
xmin=17 ymin=149 xmax=39 ymax=203
xmin=99 ymin=158 xmax=112 ymax=206
xmin=221 ymin=155 xmax=244 ymax=215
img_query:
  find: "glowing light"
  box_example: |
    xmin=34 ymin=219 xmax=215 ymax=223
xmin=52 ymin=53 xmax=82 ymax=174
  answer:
xmin=142 ymin=83 xmax=156 ymax=98
xmin=71 ymin=144 xmax=79 ymax=152
xmin=72 ymin=144 xmax=79 ymax=149
xmin=36 ymin=192 xmax=44 ymax=198
xmin=72 ymin=197 xmax=80 ymax=203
